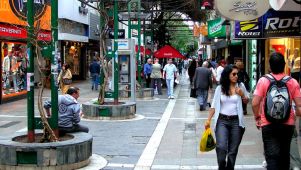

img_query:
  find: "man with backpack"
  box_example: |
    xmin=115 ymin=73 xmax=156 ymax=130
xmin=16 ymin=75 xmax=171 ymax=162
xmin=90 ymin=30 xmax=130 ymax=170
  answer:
xmin=252 ymin=52 xmax=301 ymax=170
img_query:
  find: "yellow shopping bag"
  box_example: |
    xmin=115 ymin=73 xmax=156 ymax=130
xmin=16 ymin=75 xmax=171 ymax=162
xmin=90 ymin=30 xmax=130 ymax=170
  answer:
xmin=199 ymin=128 xmax=216 ymax=152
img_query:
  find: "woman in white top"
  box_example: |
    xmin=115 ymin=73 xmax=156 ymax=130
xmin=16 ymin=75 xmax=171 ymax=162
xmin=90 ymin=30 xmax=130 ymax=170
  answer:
xmin=205 ymin=65 xmax=249 ymax=170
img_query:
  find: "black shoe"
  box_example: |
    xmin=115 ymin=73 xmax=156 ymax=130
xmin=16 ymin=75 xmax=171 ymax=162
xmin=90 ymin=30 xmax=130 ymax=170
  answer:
xmin=200 ymin=105 xmax=205 ymax=111
xmin=207 ymin=103 xmax=211 ymax=107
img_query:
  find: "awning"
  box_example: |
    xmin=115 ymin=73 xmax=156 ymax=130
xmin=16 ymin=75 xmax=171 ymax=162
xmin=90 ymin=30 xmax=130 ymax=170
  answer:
xmin=135 ymin=45 xmax=151 ymax=56
xmin=153 ymin=45 xmax=185 ymax=59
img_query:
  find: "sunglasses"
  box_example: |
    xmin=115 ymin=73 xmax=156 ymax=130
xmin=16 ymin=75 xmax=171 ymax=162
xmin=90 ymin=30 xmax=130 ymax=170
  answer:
xmin=232 ymin=73 xmax=238 ymax=76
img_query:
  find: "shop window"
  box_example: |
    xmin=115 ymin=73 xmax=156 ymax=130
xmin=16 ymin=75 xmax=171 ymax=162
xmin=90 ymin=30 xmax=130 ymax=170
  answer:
xmin=1 ymin=42 xmax=27 ymax=99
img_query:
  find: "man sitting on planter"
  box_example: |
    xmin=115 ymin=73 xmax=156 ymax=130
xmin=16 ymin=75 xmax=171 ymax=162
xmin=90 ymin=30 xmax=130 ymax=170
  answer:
xmin=44 ymin=87 xmax=89 ymax=136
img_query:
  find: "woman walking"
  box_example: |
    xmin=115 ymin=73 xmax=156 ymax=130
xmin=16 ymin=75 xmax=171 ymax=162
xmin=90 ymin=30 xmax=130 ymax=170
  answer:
xmin=205 ymin=65 xmax=249 ymax=170
xmin=150 ymin=58 xmax=162 ymax=95
xmin=58 ymin=63 xmax=72 ymax=94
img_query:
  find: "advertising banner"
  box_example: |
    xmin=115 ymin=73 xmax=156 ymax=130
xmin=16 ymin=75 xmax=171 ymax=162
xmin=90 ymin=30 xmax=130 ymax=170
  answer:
xmin=207 ymin=18 xmax=226 ymax=38
xmin=234 ymin=9 xmax=301 ymax=39
xmin=0 ymin=0 xmax=51 ymax=30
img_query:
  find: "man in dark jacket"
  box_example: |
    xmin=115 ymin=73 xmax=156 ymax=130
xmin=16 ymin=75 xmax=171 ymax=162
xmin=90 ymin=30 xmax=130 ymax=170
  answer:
xmin=89 ymin=58 xmax=101 ymax=90
xmin=193 ymin=61 xmax=212 ymax=111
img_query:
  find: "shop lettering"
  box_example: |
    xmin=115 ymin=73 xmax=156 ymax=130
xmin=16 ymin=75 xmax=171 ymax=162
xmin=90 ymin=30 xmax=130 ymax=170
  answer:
xmin=265 ymin=17 xmax=300 ymax=30
xmin=229 ymin=1 xmax=258 ymax=16
xmin=237 ymin=32 xmax=260 ymax=36
xmin=0 ymin=27 xmax=22 ymax=34
xmin=210 ymin=24 xmax=222 ymax=34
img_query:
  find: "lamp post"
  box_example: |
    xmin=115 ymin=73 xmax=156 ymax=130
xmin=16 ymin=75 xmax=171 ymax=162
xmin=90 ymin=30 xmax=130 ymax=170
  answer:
xmin=50 ymin=0 xmax=59 ymax=137
xmin=113 ymin=0 xmax=119 ymax=104
xmin=27 ymin=0 xmax=35 ymax=142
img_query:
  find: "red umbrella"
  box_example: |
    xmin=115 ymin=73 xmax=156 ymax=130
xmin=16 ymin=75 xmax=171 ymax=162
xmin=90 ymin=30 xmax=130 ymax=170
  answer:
xmin=154 ymin=45 xmax=185 ymax=59
xmin=135 ymin=45 xmax=151 ymax=56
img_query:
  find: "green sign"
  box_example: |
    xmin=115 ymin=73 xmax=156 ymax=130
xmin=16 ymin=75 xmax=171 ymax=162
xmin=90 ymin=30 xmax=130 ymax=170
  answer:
xmin=207 ymin=18 xmax=226 ymax=38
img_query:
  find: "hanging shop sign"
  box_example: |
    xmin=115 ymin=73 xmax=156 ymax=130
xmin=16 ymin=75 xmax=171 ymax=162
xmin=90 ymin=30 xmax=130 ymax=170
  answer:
xmin=234 ymin=9 xmax=301 ymax=39
xmin=200 ymin=0 xmax=214 ymax=10
xmin=207 ymin=18 xmax=227 ymax=38
xmin=269 ymin=0 xmax=301 ymax=11
xmin=0 ymin=24 xmax=51 ymax=41
xmin=109 ymin=29 xmax=125 ymax=39
xmin=0 ymin=0 xmax=51 ymax=30
xmin=235 ymin=18 xmax=263 ymax=39
xmin=215 ymin=0 xmax=270 ymax=21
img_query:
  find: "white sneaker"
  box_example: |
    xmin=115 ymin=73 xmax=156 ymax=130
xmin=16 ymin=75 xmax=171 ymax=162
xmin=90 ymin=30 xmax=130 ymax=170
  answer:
xmin=168 ymin=96 xmax=171 ymax=99
xmin=262 ymin=160 xmax=267 ymax=168
xmin=170 ymin=96 xmax=175 ymax=99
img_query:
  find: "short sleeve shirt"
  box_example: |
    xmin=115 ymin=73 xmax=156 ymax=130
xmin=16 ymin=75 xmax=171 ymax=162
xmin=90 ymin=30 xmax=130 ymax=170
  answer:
xmin=163 ymin=64 xmax=177 ymax=80
xmin=253 ymin=73 xmax=301 ymax=126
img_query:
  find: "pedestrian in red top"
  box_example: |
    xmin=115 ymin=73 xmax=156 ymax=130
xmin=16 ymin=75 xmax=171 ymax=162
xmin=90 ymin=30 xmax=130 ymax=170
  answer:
xmin=252 ymin=52 xmax=301 ymax=170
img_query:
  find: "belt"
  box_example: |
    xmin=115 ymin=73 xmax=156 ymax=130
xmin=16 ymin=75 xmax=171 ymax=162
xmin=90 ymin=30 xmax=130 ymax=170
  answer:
xmin=219 ymin=113 xmax=238 ymax=120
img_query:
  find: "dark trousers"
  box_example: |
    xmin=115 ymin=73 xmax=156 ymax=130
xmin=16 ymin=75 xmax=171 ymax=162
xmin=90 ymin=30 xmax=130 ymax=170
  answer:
xmin=151 ymin=78 xmax=162 ymax=95
xmin=262 ymin=124 xmax=295 ymax=170
xmin=145 ymin=73 xmax=151 ymax=88
xmin=91 ymin=73 xmax=99 ymax=90
xmin=59 ymin=124 xmax=89 ymax=136
xmin=215 ymin=116 xmax=245 ymax=170
xmin=196 ymin=89 xmax=208 ymax=110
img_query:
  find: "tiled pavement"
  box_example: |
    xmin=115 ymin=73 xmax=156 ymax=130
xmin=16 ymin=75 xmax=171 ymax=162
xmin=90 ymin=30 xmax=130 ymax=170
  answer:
xmin=0 ymin=74 xmax=300 ymax=170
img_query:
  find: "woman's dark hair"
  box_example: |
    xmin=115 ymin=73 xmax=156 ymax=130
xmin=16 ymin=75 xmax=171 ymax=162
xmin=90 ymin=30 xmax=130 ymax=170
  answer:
xmin=63 ymin=63 xmax=70 ymax=70
xmin=269 ymin=52 xmax=285 ymax=74
xmin=220 ymin=65 xmax=238 ymax=96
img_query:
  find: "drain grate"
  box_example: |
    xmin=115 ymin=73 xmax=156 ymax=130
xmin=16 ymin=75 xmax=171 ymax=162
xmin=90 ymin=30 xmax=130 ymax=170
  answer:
xmin=0 ymin=121 xmax=21 ymax=128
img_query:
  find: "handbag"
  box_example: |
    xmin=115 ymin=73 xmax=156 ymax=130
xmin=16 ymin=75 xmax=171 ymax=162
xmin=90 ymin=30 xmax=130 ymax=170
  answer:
xmin=62 ymin=78 xmax=72 ymax=85
xmin=190 ymin=88 xmax=197 ymax=98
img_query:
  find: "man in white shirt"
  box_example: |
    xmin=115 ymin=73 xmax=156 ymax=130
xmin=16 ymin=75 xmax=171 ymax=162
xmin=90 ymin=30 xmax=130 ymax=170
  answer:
xmin=163 ymin=58 xmax=177 ymax=99
xmin=216 ymin=59 xmax=226 ymax=84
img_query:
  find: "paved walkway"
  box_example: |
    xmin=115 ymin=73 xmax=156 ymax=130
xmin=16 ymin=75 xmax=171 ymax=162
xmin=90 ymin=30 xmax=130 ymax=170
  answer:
xmin=0 ymin=73 xmax=300 ymax=170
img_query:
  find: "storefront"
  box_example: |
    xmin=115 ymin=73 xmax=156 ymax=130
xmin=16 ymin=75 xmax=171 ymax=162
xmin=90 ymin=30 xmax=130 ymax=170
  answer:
xmin=265 ymin=38 xmax=300 ymax=81
xmin=0 ymin=0 xmax=51 ymax=103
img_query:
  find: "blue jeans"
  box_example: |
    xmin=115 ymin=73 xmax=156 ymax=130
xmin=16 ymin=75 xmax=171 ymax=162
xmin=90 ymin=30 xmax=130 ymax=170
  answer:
xmin=166 ymin=79 xmax=174 ymax=97
xmin=196 ymin=89 xmax=208 ymax=110
xmin=215 ymin=116 xmax=245 ymax=170
xmin=262 ymin=124 xmax=294 ymax=170
xmin=91 ymin=73 xmax=99 ymax=90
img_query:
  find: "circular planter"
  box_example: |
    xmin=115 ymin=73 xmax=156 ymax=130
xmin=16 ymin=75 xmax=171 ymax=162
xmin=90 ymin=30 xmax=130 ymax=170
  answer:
xmin=119 ymin=88 xmax=154 ymax=100
xmin=0 ymin=132 xmax=92 ymax=170
xmin=82 ymin=101 xmax=136 ymax=120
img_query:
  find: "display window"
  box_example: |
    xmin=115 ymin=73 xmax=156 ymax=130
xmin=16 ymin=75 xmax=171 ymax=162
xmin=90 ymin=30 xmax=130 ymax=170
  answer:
xmin=267 ymin=38 xmax=300 ymax=83
xmin=63 ymin=42 xmax=81 ymax=76
xmin=1 ymin=42 xmax=27 ymax=100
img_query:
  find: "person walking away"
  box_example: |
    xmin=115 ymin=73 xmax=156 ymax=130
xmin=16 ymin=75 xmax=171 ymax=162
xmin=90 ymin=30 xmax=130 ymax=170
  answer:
xmin=236 ymin=61 xmax=250 ymax=115
xmin=58 ymin=63 xmax=72 ymax=94
xmin=44 ymin=87 xmax=89 ymax=136
xmin=144 ymin=58 xmax=152 ymax=88
xmin=193 ymin=61 xmax=212 ymax=111
xmin=188 ymin=59 xmax=197 ymax=84
xmin=150 ymin=58 xmax=162 ymax=95
xmin=216 ymin=59 xmax=226 ymax=85
xmin=207 ymin=60 xmax=217 ymax=107
xmin=163 ymin=58 xmax=177 ymax=99
xmin=178 ymin=59 xmax=183 ymax=75
xmin=89 ymin=58 xmax=101 ymax=90
xmin=252 ymin=52 xmax=301 ymax=170
xmin=205 ymin=64 xmax=249 ymax=170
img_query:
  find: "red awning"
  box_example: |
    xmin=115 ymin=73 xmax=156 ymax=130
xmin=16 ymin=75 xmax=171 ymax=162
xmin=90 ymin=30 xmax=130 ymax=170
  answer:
xmin=154 ymin=45 xmax=185 ymax=59
xmin=135 ymin=45 xmax=151 ymax=56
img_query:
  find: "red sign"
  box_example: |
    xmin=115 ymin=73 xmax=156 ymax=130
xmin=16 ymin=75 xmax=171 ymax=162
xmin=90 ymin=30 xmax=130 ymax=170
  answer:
xmin=154 ymin=45 xmax=185 ymax=59
xmin=0 ymin=24 xmax=27 ymax=39
xmin=0 ymin=24 xmax=51 ymax=41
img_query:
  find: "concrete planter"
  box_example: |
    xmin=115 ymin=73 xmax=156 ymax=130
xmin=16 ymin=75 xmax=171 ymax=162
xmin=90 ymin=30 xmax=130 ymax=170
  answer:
xmin=0 ymin=132 xmax=92 ymax=170
xmin=82 ymin=101 xmax=136 ymax=120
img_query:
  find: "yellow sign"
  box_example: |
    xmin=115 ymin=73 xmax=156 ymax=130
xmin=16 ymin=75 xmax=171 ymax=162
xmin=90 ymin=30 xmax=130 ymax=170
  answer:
xmin=0 ymin=0 xmax=51 ymax=30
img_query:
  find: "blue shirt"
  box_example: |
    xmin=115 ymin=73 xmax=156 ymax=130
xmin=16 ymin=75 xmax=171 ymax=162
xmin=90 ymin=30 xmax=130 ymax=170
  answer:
xmin=144 ymin=63 xmax=152 ymax=75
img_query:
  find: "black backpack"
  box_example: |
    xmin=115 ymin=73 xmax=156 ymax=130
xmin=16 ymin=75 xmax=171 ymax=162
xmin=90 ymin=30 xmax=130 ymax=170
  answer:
xmin=264 ymin=74 xmax=292 ymax=123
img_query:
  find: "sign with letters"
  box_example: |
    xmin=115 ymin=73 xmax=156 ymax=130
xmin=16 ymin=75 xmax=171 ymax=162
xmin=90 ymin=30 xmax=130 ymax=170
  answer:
xmin=234 ymin=9 xmax=301 ymax=39
xmin=215 ymin=0 xmax=270 ymax=21
xmin=207 ymin=18 xmax=227 ymax=38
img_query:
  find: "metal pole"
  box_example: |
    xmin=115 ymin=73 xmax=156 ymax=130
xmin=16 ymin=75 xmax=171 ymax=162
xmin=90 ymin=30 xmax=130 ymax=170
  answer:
xmin=128 ymin=1 xmax=131 ymax=39
xmin=27 ymin=0 xmax=35 ymax=142
xmin=99 ymin=2 xmax=105 ymax=86
xmin=50 ymin=0 xmax=59 ymax=137
xmin=137 ymin=0 xmax=142 ymax=85
xmin=113 ymin=0 xmax=119 ymax=104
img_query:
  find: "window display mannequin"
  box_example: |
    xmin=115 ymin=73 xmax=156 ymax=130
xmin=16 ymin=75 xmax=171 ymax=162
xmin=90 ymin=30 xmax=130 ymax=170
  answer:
xmin=290 ymin=48 xmax=300 ymax=82
xmin=2 ymin=50 xmax=19 ymax=94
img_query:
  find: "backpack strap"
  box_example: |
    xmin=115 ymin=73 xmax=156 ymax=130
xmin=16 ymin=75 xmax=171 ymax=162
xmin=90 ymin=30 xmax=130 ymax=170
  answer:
xmin=280 ymin=76 xmax=292 ymax=84
xmin=263 ymin=74 xmax=275 ymax=83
